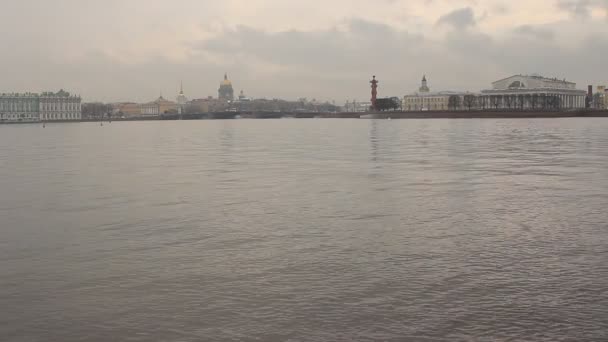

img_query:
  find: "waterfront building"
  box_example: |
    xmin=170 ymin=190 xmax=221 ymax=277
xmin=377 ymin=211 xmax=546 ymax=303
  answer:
xmin=343 ymin=100 xmax=372 ymax=112
xmin=218 ymin=73 xmax=234 ymax=101
xmin=141 ymin=95 xmax=178 ymax=116
xmin=480 ymin=75 xmax=587 ymax=109
xmin=190 ymin=97 xmax=228 ymax=113
xmin=237 ymin=90 xmax=251 ymax=102
xmin=402 ymin=76 xmax=474 ymax=111
xmin=594 ymin=86 xmax=607 ymax=109
xmin=115 ymin=103 xmax=142 ymax=117
xmin=0 ymin=90 xmax=81 ymax=122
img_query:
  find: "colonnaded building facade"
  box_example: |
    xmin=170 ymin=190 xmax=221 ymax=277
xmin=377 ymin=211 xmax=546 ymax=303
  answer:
xmin=480 ymin=75 xmax=587 ymax=110
xmin=0 ymin=90 xmax=81 ymax=122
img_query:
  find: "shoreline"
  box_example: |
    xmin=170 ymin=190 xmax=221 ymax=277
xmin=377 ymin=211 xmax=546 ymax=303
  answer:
xmin=1 ymin=110 xmax=608 ymax=124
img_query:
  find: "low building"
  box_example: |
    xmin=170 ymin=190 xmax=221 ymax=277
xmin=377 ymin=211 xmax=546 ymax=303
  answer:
xmin=190 ymin=98 xmax=211 ymax=113
xmin=115 ymin=103 xmax=142 ymax=117
xmin=480 ymin=75 xmax=587 ymax=110
xmin=141 ymin=95 xmax=178 ymax=116
xmin=188 ymin=97 xmax=230 ymax=113
xmin=402 ymin=76 xmax=475 ymax=111
xmin=403 ymin=91 xmax=477 ymax=111
xmin=0 ymin=90 xmax=81 ymax=122
xmin=343 ymin=101 xmax=372 ymax=112
xmin=595 ymin=86 xmax=607 ymax=109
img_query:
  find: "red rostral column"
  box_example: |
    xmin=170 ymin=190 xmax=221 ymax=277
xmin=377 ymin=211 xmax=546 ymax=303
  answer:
xmin=370 ymin=75 xmax=378 ymax=111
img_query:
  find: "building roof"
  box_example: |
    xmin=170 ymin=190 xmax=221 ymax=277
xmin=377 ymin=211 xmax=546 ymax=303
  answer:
xmin=404 ymin=91 xmax=477 ymax=97
xmin=492 ymin=74 xmax=575 ymax=85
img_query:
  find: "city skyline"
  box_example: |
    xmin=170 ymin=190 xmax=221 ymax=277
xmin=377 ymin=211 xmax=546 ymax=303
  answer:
xmin=1 ymin=0 xmax=607 ymax=102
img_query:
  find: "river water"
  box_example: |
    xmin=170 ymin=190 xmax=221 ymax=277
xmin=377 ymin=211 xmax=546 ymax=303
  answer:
xmin=1 ymin=119 xmax=607 ymax=341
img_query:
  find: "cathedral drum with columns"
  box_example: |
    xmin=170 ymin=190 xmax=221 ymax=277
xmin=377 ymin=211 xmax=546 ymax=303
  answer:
xmin=480 ymin=75 xmax=587 ymax=110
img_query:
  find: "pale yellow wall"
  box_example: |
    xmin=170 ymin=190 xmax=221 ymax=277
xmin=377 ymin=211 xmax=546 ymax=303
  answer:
xmin=403 ymin=95 xmax=450 ymax=111
xmin=117 ymin=103 xmax=141 ymax=117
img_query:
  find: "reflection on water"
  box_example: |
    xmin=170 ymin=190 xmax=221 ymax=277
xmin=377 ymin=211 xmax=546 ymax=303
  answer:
xmin=1 ymin=119 xmax=608 ymax=341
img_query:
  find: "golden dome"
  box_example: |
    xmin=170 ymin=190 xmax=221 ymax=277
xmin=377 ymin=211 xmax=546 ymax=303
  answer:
xmin=221 ymin=73 xmax=232 ymax=86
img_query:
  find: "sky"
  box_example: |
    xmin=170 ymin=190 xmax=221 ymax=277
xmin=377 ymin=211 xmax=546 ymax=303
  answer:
xmin=0 ymin=0 xmax=607 ymax=103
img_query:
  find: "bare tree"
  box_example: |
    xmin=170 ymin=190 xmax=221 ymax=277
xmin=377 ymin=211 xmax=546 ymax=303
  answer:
xmin=463 ymin=95 xmax=477 ymax=111
xmin=448 ymin=95 xmax=461 ymax=111
xmin=82 ymin=102 xmax=113 ymax=120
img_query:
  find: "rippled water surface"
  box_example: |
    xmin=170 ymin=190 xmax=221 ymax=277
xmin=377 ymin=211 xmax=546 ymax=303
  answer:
xmin=1 ymin=119 xmax=608 ymax=341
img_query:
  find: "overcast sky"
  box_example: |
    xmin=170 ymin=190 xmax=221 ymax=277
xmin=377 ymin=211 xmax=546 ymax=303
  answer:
xmin=1 ymin=0 xmax=607 ymax=103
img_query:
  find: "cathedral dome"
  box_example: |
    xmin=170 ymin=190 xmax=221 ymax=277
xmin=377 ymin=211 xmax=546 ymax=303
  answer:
xmin=218 ymin=73 xmax=235 ymax=101
xmin=220 ymin=73 xmax=232 ymax=86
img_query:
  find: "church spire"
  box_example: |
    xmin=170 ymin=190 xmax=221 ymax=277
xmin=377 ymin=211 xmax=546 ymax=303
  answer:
xmin=180 ymin=81 xmax=184 ymax=95
xmin=224 ymin=72 xmax=228 ymax=81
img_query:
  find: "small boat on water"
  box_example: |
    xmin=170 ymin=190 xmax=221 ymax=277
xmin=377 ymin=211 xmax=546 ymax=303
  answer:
xmin=360 ymin=114 xmax=384 ymax=119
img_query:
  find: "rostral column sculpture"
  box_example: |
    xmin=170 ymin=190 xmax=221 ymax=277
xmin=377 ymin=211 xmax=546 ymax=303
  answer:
xmin=370 ymin=75 xmax=378 ymax=111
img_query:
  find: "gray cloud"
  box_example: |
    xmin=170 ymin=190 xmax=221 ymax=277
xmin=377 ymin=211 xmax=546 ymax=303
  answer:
xmin=195 ymin=19 xmax=608 ymax=100
xmin=556 ymin=0 xmax=608 ymax=18
xmin=557 ymin=0 xmax=593 ymax=18
xmin=513 ymin=25 xmax=556 ymax=40
xmin=0 ymin=1 xmax=607 ymax=102
xmin=436 ymin=7 xmax=476 ymax=29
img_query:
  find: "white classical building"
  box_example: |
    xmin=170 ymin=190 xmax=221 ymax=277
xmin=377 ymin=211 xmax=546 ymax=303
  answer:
xmin=402 ymin=76 xmax=475 ymax=111
xmin=0 ymin=90 xmax=81 ymax=123
xmin=480 ymin=75 xmax=587 ymax=110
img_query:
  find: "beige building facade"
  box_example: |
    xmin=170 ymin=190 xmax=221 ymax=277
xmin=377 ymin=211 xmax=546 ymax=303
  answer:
xmin=403 ymin=92 xmax=468 ymax=111
xmin=402 ymin=76 xmax=473 ymax=111
xmin=141 ymin=96 xmax=178 ymax=116
xmin=115 ymin=103 xmax=142 ymax=117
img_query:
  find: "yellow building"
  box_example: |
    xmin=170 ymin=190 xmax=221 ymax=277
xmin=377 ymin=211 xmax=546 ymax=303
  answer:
xmin=115 ymin=103 xmax=141 ymax=117
xmin=402 ymin=75 xmax=474 ymax=111
xmin=141 ymin=96 xmax=178 ymax=116
xmin=597 ymin=86 xmax=607 ymax=109
xmin=190 ymin=97 xmax=229 ymax=113
xmin=403 ymin=92 xmax=455 ymax=111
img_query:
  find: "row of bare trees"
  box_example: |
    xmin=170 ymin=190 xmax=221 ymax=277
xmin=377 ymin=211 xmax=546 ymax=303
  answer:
xmin=375 ymin=97 xmax=401 ymax=111
xmin=82 ymin=103 xmax=113 ymax=119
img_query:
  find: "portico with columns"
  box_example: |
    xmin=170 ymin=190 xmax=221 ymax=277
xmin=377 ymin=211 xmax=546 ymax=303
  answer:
xmin=480 ymin=75 xmax=587 ymax=110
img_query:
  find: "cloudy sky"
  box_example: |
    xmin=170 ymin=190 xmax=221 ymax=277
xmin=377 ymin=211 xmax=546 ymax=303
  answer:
xmin=1 ymin=0 xmax=607 ymax=103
